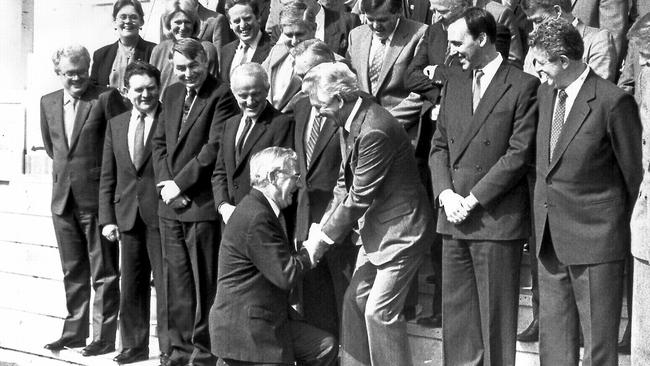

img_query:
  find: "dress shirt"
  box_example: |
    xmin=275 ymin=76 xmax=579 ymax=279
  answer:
xmin=368 ymin=18 xmax=400 ymax=65
xmin=474 ymin=53 xmax=503 ymax=99
xmin=109 ymin=40 xmax=135 ymax=90
xmin=231 ymin=31 xmax=262 ymax=70
xmin=128 ymin=107 xmax=157 ymax=162
xmin=63 ymin=91 xmax=78 ymax=144
xmin=315 ymin=6 xmax=325 ymax=43
xmin=271 ymin=54 xmax=294 ymax=106
xmin=555 ymin=65 xmax=590 ymax=124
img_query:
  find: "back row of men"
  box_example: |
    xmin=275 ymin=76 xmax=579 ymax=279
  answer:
xmin=39 ymin=0 xmax=650 ymax=365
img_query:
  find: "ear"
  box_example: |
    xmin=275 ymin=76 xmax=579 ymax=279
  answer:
xmin=478 ymin=32 xmax=488 ymax=47
xmin=553 ymin=5 xmax=563 ymax=18
xmin=122 ymin=86 xmax=129 ymax=96
xmin=559 ymin=54 xmax=571 ymax=68
xmin=335 ymin=94 xmax=344 ymax=109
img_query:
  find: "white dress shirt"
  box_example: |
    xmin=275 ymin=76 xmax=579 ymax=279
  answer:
xmin=555 ymin=65 xmax=590 ymax=124
xmin=128 ymin=107 xmax=157 ymax=162
xmin=231 ymin=31 xmax=263 ymax=72
xmin=474 ymin=52 xmax=503 ymax=99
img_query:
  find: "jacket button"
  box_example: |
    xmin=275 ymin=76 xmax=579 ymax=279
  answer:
xmin=484 ymin=140 xmax=491 ymax=146
xmin=234 ymin=183 xmax=239 ymax=189
xmin=450 ymin=138 xmax=455 ymax=144
xmin=476 ymin=165 xmax=482 ymax=172
xmin=453 ymin=165 xmax=458 ymax=171
xmin=643 ymin=139 xmax=646 ymax=145
xmin=543 ymin=202 xmax=548 ymax=208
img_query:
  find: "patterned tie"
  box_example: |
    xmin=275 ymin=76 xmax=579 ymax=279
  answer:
xmin=239 ymin=43 xmax=250 ymax=66
xmin=236 ymin=117 xmax=253 ymax=164
xmin=182 ymin=87 xmax=196 ymax=123
xmin=549 ymin=89 xmax=568 ymax=162
xmin=305 ymin=115 xmax=323 ymax=165
xmin=64 ymin=97 xmax=78 ymax=144
xmin=369 ymin=38 xmax=386 ymax=94
xmin=472 ymin=69 xmax=484 ymax=113
xmin=133 ymin=113 xmax=145 ymax=168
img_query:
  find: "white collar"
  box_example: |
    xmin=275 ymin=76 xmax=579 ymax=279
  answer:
xmin=476 ymin=52 xmax=503 ymax=80
xmin=344 ymin=97 xmax=363 ymax=133
xmin=240 ymin=30 xmax=262 ymax=49
xmin=562 ymin=65 xmax=590 ymax=97
xmin=257 ymin=188 xmax=281 ymax=217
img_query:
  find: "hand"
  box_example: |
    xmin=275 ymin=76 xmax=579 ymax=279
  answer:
xmin=102 ymin=224 xmax=120 ymax=242
xmin=157 ymin=180 xmax=181 ymax=204
xmin=439 ymin=189 xmax=469 ymax=224
xmin=219 ymin=203 xmax=236 ymax=224
xmin=167 ymin=194 xmax=190 ymax=209
xmin=423 ymin=65 xmax=439 ymax=80
xmin=302 ymin=236 xmax=329 ymax=268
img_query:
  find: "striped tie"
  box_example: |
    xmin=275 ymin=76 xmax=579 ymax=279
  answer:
xmin=369 ymin=38 xmax=386 ymax=94
xmin=305 ymin=115 xmax=322 ymax=165
xmin=549 ymin=89 xmax=568 ymax=162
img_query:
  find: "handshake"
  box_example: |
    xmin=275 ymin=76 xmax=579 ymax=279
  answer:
xmin=439 ymin=189 xmax=479 ymax=224
xmin=301 ymin=223 xmax=332 ymax=268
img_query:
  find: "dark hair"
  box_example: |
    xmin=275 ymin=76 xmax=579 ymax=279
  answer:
xmin=522 ymin=0 xmax=571 ymax=13
xmin=529 ymin=17 xmax=583 ymax=61
xmin=170 ymin=38 xmax=207 ymax=62
xmin=124 ymin=61 xmax=161 ymax=88
xmin=461 ymin=7 xmax=497 ymax=44
xmin=360 ymin=0 xmax=402 ymax=15
xmin=112 ymin=0 xmax=145 ymax=19
xmin=225 ymin=0 xmax=261 ymax=18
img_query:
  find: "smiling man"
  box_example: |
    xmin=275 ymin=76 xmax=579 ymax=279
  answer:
xmin=212 ymin=62 xmax=294 ymax=225
xmin=152 ymin=38 xmax=238 ymax=366
xmin=429 ymin=8 xmax=538 ymax=366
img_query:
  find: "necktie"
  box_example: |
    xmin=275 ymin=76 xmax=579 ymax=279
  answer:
xmin=182 ymin=87 xmax=196 ymax=123
xmin=236 ymin=117 xmax=253 ymax=163
xmin=64 ymin=97 xmax=78 ymax=144
xmin=133 ymin=113 xmax=145 ymax=168
xmin=239 ymin=43 xmax=250 ymax=66
xmin=305 ymin=115 xmax=323 ymax=165
xmin=549 ymin=89 xmax=568 ymax=162
xmin=472 ymin=69 xmax=484 ymax=113
xmin=369 ymin=38 xmax=386 ymax=94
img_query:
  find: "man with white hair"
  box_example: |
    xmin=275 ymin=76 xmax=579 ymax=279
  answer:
xmin=41 ymin=44 xmax=127 ymax=355
xmin=302 ymin=62 xmax=433 ymax=366
xmin=210 ymin=146 xmax=337 ymax=366
xmin=212 ymin=62 xmax=294 ymax=225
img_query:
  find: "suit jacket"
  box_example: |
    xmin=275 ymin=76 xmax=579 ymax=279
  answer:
xmin=524 ymin=18 xmax=617 ymax=81
xmin=209 ymin=189 xmax=312 ymax=363
xmin=323 ymin=7 xmax=360 ymax=56
xmin=321 ymin=98 xmax=432 ymax=265
xmin=262 ymin=43 xmax=303 ymax=113
xmin=90 ymin=37 xmax=157 ymax=87
xmin=152 ymin=75 xmax=239 ymax=222
xmin=534 ymin=70 xmax=642 ymax=265
xmin=430 ymin=61 xmax=539 ymax=240
xmin=478 ymin=0 xmax=524 ymax=68
xmin=40 ymin=85 xmax=127 ymax=215
xmin=571 ymin=0 xmax=628 ymax=63
xmin=347 ymin=18 xmax=426 ymax=144
xmin=219 ymin=32 xmax=274 ymax=85
xmin=403 ymin=0 xmax=432 ymax=24
xmin=99 ymin=109 xmax=160 ymax=231
xmin=212 ymin=103 xmax=294 ymax=208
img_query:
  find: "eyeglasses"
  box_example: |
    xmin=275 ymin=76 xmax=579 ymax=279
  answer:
xmin=59 ymin=70 xmax=88 ymax=79
xmin=277 ymin=170 xmax=300 ymax=180
xmin=116 ymin=14 xmax=141 ymax=22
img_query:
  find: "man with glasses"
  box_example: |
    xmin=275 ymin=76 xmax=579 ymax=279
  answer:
xmin=41 ymin=44 xmax=127 ymax=356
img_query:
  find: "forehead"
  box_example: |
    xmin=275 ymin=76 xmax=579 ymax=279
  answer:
xmin=282 ymin=22 xmax=310 ymax=34
xmin=447 ymin=19 xmax=469 ymax=41
xmin=58 ymin=55 xmax=88 ymax=70
xmin=171 ymin=11 xmax=191 ymax=21
xmin=530 ymin=46 xmax=552 ymax=62
xmin=116 ymin=5 xmax=138 ymax=14
xmin=232 ymin=74 xmax=265 ymax=92
xmin=365 ymin=3 xmax=394 ymax=18
xmin=228 ymin=3 xmax=255 ymax=17
xmin=127 ymin=73 xmax=158 ymax=88
xmin=172 ymin=51 xmax=203 ymax=65
xmin=429 ymin=0 xmax=451 ymax=9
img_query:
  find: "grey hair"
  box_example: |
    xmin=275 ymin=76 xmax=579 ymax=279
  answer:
xmin=280 ymin=0 xmax=317 ymax=30
xmin=51 ymin=44 xmax=91 ymax=74
xmin=250 ymin=147 xmax=298 ymax=188
xmin=301 ymin=61 xmax=359 ymax=102
xmin=231 ymin=62 xmax=270 ymax=91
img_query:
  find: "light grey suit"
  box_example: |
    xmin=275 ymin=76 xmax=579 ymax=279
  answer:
xmin=571 ymin=0 xmax=628 ymax=64
xmin=261 ymin=43 xmax=303 ymax=113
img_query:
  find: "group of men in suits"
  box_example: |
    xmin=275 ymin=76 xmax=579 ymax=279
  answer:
xmin=39 ymin=0 xmax=649 ymax=365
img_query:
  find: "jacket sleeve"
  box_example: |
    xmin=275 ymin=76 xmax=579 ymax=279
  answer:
xmin=586 ymin=29 xmax=617 ymax=82
xmin=429 ymin=81 xmax=453 ymax=199
xmin=98 ymin=121 xmax=118 ymax=226
xmin=211 ymin=120 xmax=231 ymax=209
xmin=404 ymin=27 xmax=443 ymax=104
xmin=40 ymin=96 xmax=54 ymax=159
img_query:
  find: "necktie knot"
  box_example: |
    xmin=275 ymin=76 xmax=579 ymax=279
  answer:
xmin=558 ymin=89 xmax=567 ymax=101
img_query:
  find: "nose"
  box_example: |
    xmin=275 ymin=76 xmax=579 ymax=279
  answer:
xmin=291 ymin=36 xmax=300 ymax=46
xmin=141 ymin=88 xmax=150 ymax=98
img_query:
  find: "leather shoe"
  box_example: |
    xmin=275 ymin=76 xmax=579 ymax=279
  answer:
xmin=113 ymin=347 xmax=148 ymax=364
xmin=82 ymin=340 xmax=115 ymax=356
xmin=159 ymin=353 xmax=171 ymax=366
xmin=517 ymin=318 xmax=539 ymax=342
xmin=417 ymin=313 xmax=442 ymax=328
xmin=44 ymin=338 xmax=86 ymax=351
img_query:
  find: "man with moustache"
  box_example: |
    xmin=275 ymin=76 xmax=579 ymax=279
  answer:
xmin=529 ymin=18 xmax=642 ymax=366
xmin=212 ymin=62 xmax=293 ymax=225
xmin=41 ymin=44 xmax=126 ymax=356
xmin=429 ymin=8 xmax=538 ymax=365
xmin=220 ymin=0 xmax=274 ymax=84
xmin=152 ymin=38 xmax=238 ymax=366
xmin=99 ymin=61 xmax=169 ymax=365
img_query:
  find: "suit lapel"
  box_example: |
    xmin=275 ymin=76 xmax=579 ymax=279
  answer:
xmin=223 ymin=114 xmax=240 ymax=178
xmin=68 ymin=96 xmax=92 ymax=154
xmin=447 ymin=71 xmax=473 ymax=159
xmin=548 ymin=71 xmax=597 ymax=173
xmin=178 ymin=79 xmax=213 ymax=143
xmin=49 ymin=92 xmax=69 ymax=153
xmin=376 ymin=21 xmax=409 ymax=93
xmin=114 ymin=112 xmax=138 ymax=173
xmin=252 ymin=33 xmax=272 ymax=63
xmin=454 ymin=63 xmax=511 ymax=163
xmin=237 ymin=112 xmax=269 ymax=170
xmin=538 ymin=86 xmax=554 ymax=174
xmin=308 ymin=119 xmax=337 ymax=171
xmin=358 ymin=27 xmax=372 ymax=93
xmin=294 ymin=100 xmax=310 ymax=166
xmin=136 ymin=107 xmax=161 ymax=171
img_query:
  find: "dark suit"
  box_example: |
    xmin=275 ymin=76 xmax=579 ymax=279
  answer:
xmin=293 ymin=97 xmax=357 ymax=337
xmin=534 ymin=70 xmax=642 ymax=366
xmin=90 ymin=37 xmax=156 ymax=87
xmin=212 ymin=103 xmax=293 ymax=208
xmin=152 ymin=75 xmax=238 ymax=366
xmin=321 ymin=97 xmax=432 ymax=366
xmin=218 ymin=32 xmax=274 ymax=85
xmin=98 ymin=109 xmax=169 ymax=354
xmin=430 ymin=60 xmax=539 ymax=366
xmin=209 ymin=189 xmax=337 ymax=365
xmin=40 ymin=85 xmax=126 ymax=344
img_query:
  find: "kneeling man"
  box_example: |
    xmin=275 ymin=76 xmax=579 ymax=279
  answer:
xmin=209 ymin=147 xmax=337 ymax=366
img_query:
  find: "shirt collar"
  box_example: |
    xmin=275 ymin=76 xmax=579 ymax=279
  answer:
xmin=240 ymin=30 xmax=262 ymax=49
xmin=344 ymin=97 xmax=363 ymax=133
xmin=256 ymin=187 xmax=281 ymax=217
xmin=562 ymin=64 xmax=590 ymax=97
xmin=132 ymin=104 xmax=159 ymax=120
xmin=478 ymin=53 xmax=502 ymax=76
xmin=63 ymin=90 xmax=78 ymax=104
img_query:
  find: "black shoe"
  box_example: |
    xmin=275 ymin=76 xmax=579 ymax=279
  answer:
xmin=44 ymin=338 xmax=86 ymax=351
xmin=113 ymin=347 xmax=149 ymax=364
xmin=517 ymin=318 xmax=539 ymax=342
xmin=160 ymin=353 xmax=171 ymax=366
xmin=82 ymin=340 xmax=115 ymax=356
xmin=417 ymin=313 xmax=442 ymax=328
xmin=618 ymin=339 xmax=631 ymax=354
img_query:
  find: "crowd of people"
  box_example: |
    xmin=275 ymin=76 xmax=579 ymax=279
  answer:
xmin=38 ymin=0 xmax=650 ymax=365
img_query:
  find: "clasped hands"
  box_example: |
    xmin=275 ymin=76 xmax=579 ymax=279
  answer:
xmin=301 ymin=223 xmax=331 ymax=268
xmin=157 ymin=180 xmax=190 ymax=208
xmin=439 ymin=189 xmax=479 ymax=224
